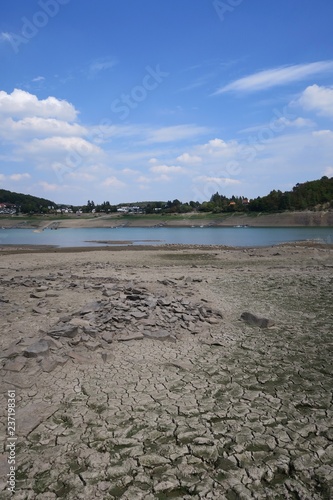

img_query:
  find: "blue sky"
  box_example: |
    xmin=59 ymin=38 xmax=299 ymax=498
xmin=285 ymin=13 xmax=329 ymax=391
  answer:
xmin=1 ymin=0 xmax=333 ymax=205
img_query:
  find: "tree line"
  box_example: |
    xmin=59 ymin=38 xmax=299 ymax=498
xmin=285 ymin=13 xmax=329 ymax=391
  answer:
xmin=1 ymin=176 xmax=332 ymax=215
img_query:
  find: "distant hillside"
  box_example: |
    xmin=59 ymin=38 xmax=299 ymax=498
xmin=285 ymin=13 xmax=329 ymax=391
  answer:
xmin=248 ymin=176 xmax=333 ymax=212
xmin=0 ymin=189 xmax=57 ymax=214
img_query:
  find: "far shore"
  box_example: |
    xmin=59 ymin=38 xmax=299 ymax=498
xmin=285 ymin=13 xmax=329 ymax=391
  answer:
xmin=1 ymin=209 xmax=333 ymax=230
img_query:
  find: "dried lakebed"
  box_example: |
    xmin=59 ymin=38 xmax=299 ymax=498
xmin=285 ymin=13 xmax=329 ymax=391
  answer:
xmin=0 ymin=245 xmax=332 ymax=499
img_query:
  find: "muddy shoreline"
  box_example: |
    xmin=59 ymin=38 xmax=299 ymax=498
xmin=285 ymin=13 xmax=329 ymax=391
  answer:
xmin=0 ymin=245 xmax=332 ymax=498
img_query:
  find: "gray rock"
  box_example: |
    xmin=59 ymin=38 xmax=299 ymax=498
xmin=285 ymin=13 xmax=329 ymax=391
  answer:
xmin=158 ymin=298 xmax=172 ymax=306
xmin=80 ymin=302 xmax=101 ymax=315
xmin=143 ymin=330 xmax=176 ymax=341
xmin=117 ymin=333 xmax=144 ymax=341
xmin=4 ymin=356 xmax=27 ymax=372
xmin=102 ymin=332 xmax=114 ymax=343
xmin=131 ymin=311 xmax=147 ymax=319
xmin=32 ymin=306 xmax=48 ymax=315
xmin=240 ymin=311 xmax=275 ymax=328
xmin=84 ymin=340 xmax=101 ymax=351
xmin=1 ymin=340 xmax=24 ymax=359
xmin=41 ymin=355 xmax=68 ymax=373
xmin=48 ymin=323 xmax=79 ymax=338
xmin=23 ymin=340 xmax=50 ymax=358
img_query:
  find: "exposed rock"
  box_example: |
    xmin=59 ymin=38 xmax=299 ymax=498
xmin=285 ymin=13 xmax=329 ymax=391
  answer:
xmin=41 ymin=355 xmax=68 ymax=372
xmin=102 ymin=331 xmax=114 ymax=343
xmin=4 ymin=355 xmax=27 ymax=372
xmin=30 ymin=292 xmax=44 ymax=299
xmin=240 ymin=311 xmax=275 ymax=328
xmin=117 ymin=333 xmax=144 ymax=341
xmin=48 ymin=323 xmax=79 ymax=338
xmin=1 ymin=340 xmax=24 ymax=359
xmin=143 ymin=330 xmax=176 ymax=341
xmin=23 ymin=339 xmax=50 ymax=358
xmin=80 ymin=302 xmax=101 ymax=314
xmin=32 ymin=306 xmax=48 ymax=315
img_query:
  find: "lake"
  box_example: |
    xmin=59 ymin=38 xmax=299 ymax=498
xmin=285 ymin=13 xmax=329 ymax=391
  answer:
xmin=0 ymin=226 xmax=333 ymax=247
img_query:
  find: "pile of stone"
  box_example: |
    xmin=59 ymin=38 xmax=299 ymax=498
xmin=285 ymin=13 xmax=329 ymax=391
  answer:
xmin=50 ymin=284 xmax=223 ymax=343
xmin=1 ymin=284 xmax=223 ymax=378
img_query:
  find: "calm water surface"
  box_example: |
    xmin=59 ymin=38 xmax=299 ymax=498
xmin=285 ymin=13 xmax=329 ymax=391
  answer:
xmin=1 ymin=226 xmax=333 ymax=247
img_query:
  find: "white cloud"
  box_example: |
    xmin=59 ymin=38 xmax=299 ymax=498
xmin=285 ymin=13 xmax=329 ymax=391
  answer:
xmin=103 ymin=176 xmax=126 ymax=188
xmin=177 ymin=153 xmax=202 ymax=164
xmin=144 ymin=124 xmax=209 ymax=143
xmin=0 ymin=32 xmax=13 ymax=42
xmin=21 ymin=136 xmax=102 ymax=157
xmin=0 ymin=89 xmax=78 ymax=121
xmin=0 ymin=117 xmax=87 ymax=140
xmin=194 ymin=176 xmax=240 ymax=185
xmin=155 ymin=174 xmax=171 ymax=182
xmin=39 ymin=181 xmax=61 ymax=192
xmin=32 ymin=76 xmax=45 ymax=83
xmin=150 ymin=165 xmax=185 ymax=174
xmin=67 ymin=172 xmax=95 ymax=181
xmin=215 ymin=61 xmax=333 ymax=94
xmin=0 ymin=172 xmax=31 ymax=182
xmin=89 ymin=58 xmax=117 ymax=77
xmin=9 ymin=173 xmax=31 ymax=181
xmin=297 ymin=84 xmax=333 ymax=118
xmin=121 ymin=168 xmax=139 ymax=176
xmin=137 ymin=175 xmax=151 ymax=183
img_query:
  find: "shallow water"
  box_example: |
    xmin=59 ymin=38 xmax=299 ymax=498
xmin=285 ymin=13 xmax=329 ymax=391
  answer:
xmin=1 ymin=226 xmax=333 ymax=247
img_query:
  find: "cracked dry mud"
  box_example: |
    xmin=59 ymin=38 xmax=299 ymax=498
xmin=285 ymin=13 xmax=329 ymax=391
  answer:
xmin=0 ymin=244 xmax=333 ymax=499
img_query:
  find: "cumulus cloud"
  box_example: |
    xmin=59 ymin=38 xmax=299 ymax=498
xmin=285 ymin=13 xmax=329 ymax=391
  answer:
xmin=0 ymin=89 xmax=78 ymax=121
xmin=103 ymin=176 xmax=126 ymax=188
xmin=297 ymin=84 xmax=333 ymax=118
xmin=150 ymin=165 xmax=185 ymax=174
xmin=21 ymin=136 xmax=101 ymax=156
xmin=38 ymin=181 xmax=61 ymax=192
xmin=176 ymin=153 xmax=202 ymax=164
xmin=0 ymin=172 xmax=31 ymax=182
xmin=9 ymin=173 xmax=31 ymax=181
xmin=0 ymin=117 xmax=87 ymax=140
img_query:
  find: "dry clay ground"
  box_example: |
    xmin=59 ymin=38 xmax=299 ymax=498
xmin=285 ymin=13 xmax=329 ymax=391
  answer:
xmin=0 ymin=244 xmax=333 ymax=499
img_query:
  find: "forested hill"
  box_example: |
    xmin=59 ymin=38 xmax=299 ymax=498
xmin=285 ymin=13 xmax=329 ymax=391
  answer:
xmin=0 ymin=189 xmax=57 ymax=213
xmin=248 ymin=176 xmax=333 ymax=212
